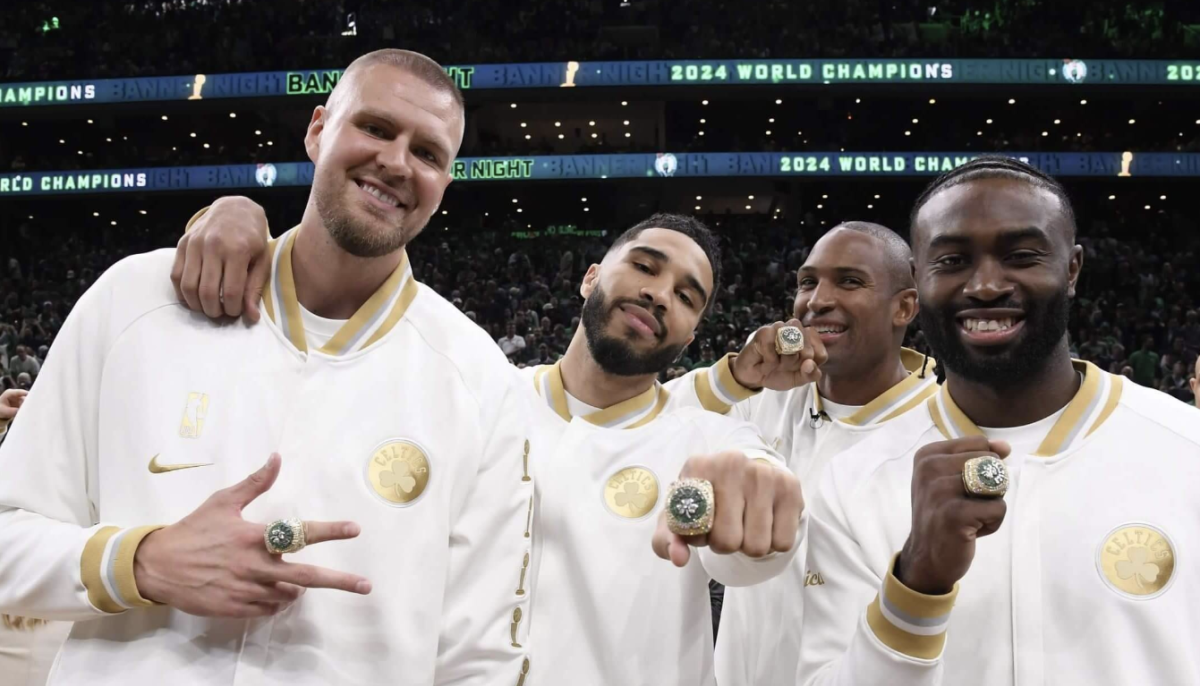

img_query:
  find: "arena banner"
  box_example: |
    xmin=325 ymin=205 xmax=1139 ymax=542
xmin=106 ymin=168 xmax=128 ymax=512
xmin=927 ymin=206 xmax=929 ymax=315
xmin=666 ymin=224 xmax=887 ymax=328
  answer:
xmin=2 ymin=59 xmax=1198 ymax=108
xmin=1 ymin=152 xmax=1196 ymax=196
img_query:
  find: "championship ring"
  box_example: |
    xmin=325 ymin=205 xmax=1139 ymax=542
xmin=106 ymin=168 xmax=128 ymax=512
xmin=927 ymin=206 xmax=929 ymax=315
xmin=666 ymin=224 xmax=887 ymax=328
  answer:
xmin=665 ymin=478 xmax=716 ymax=536
xmin=961 ymin=456 xmax=1008 ymax=498
xmin=264 ymin=518 xmax=307 ymax=555
xmin=775 ymin=326 xmax=804 ymax=355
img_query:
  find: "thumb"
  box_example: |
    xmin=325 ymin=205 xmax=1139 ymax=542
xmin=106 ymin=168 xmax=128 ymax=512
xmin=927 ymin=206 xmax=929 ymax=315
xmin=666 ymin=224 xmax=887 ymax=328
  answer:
xmin=224 ymin=453 xmax=282 ymax=511
xmin=243 ymin=254 xmax=270 ymax=324
xmin=668 ymin=534 xmax=691 ymax=568
xmin=989 ymin=440 xmax=1012 ymax=459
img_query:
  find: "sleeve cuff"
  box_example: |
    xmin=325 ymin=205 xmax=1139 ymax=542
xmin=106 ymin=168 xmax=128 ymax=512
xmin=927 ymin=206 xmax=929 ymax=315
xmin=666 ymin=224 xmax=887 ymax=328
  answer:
xmin=80 ymin=525 xmax=167 ymax=614
xmin=864 ymin=553 xmax=958 ymax=660
xmin=184 ymin=206 xmax=210 ymax=234
xmin=693 ymin=353 xmax=760 ymax=414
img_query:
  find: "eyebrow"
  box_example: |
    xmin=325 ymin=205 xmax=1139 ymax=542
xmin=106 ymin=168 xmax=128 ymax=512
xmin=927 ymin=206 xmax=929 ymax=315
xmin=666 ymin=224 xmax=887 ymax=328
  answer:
xmin=798 ymin=265 xmax=872 ymax=277
xmin=355 ymin=107 xmax=453 ymax=164
xmin=927 ymin=226 xmax=1052 ymax=252
xmin=630 ymin=245 xmax=709 ymax=306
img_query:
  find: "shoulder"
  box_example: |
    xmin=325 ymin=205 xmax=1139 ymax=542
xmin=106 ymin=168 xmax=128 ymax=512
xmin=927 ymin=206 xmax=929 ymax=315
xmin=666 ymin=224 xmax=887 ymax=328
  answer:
xmin=70 ymin=248 xmax=182 ymax=334
xmin=823 ymin=406 xmax=935 ymax=498
xmin=1115 ymin=379 xmax=1200 ymax=447
xmin=403 ymin=282 xmax=520 ymax=400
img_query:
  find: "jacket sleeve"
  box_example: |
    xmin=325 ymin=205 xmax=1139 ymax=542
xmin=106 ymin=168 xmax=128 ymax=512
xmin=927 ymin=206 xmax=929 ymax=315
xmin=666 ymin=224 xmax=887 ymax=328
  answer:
xmin=0 ymin=256 xmax=166 ymax=621
xmin=694 ymin=416 xmax=803 ymax=588
xmin=797 ymin=466 xmax=954 ymax=686
xmin=663 ymin=354 xmax=760 ymax=419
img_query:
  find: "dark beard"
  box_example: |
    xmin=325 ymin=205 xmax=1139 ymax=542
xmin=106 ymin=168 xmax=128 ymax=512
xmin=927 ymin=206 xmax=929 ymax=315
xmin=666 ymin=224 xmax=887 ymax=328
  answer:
xmin=581 ymin=284 xmax=686 ymax=377
xmin=314 ymin=173 xmax=413 ymax=258
xmin=919 ymin=289 xmax=1070 ymax=389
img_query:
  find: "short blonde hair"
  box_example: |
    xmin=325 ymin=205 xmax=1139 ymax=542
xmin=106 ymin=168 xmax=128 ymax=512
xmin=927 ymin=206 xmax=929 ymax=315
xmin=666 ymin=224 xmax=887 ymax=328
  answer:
xmin=332 ymin=49 xmax=464 ymax=113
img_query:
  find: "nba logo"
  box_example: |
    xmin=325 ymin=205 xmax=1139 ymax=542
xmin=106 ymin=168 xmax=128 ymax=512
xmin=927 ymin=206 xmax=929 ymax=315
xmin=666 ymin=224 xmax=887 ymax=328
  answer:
xmin=654 ymin=153 xmax=678 ymax=177
xmin=1062 ymin=59 xmax=1088 ymax=84
xmin=256 ymin=163 xmax=277 ymax=187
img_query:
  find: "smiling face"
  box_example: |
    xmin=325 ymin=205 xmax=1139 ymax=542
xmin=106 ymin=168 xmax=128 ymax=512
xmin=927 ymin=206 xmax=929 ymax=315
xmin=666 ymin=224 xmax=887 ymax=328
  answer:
xmin=305 ymin=63 xmax=463 ymax=258
xmin=580 ymin=228 xmax=713 ymax=377
xmin=793 ymin=228 xmax=917 ymax=377
xmin=912 ymin=177 xmax=1082 ymax=388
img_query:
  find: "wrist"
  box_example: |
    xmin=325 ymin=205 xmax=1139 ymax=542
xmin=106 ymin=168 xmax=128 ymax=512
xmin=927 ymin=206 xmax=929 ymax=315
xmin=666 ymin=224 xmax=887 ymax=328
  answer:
xmin=132 ymin=529 xmax=167 ymax=605
xmin=728 ymin=353 xmax=762 ymax=391
xmin=894 ymin=549 xmax=952 ymax=596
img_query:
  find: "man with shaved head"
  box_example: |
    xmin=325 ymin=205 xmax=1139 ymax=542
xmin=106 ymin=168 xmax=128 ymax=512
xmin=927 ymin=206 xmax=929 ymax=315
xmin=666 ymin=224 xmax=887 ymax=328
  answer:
xmin=0 ymin=49 xmax=532 ymax=684
xmin=667 ymin=220 xmax=938 ymax=686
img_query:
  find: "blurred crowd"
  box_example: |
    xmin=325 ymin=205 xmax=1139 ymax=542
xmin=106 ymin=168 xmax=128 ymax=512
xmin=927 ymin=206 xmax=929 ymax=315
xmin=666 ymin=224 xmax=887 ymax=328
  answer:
xmin=3 ymin=209 xmax=1196 ymax=405
xmin=2 ymin=0 xmax=1198 ymax=81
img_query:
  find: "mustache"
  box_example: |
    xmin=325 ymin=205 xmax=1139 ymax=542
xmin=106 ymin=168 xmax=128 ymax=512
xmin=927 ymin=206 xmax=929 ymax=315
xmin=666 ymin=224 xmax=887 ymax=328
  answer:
xmin=610 ymin=297 xmax=667 ymax=339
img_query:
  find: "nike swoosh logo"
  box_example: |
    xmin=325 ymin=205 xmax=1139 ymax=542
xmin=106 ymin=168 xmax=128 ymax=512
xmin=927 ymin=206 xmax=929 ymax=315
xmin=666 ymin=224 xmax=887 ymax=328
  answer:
xmin=148 ymin=454 xmax=213 ymax=474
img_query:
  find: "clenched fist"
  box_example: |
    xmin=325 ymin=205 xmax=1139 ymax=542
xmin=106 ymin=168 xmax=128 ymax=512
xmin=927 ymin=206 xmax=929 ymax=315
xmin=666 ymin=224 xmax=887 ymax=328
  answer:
xmin=896 ymin=437 xmax=1011 ymax=595
xmin=652 ymin=451 xmax=804 ymax=567
xmin=730 ymin=320 xmax=827 ymax=392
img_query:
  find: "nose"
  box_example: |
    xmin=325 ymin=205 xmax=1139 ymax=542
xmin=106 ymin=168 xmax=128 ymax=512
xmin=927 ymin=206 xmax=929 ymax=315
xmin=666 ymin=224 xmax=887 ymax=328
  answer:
xmin=963 ymin=257 xmax=1015 ymax=303
xmin=806 ymin=279 xmax=837 ymax=314
xmin=639 ymin=277 xmax=671 ymax=312
xmin=377 ymin=136 xmax=414 ymax=181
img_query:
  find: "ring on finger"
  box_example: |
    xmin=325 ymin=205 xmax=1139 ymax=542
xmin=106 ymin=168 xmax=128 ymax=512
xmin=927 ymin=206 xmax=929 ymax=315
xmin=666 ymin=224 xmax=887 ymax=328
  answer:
xmin=264 ymin=518 xmax=307 ymax=555
xmin=962 ymin=456 xmax=1008 ymax=498
xmin=666 ymin=478 xmax=716 ymax=536
xmin=774 ymin=326 xmax=804 ymax=355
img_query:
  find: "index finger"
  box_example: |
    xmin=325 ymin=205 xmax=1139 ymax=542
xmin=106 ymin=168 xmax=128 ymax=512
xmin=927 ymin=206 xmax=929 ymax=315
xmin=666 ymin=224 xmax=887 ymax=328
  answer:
xmin=916 ymin=435 xmax=994 ymax=459
xmin=269 ymin=561 xmax=372 ymax=595
xmin=219 ymin=252 xmax=251 ymax=318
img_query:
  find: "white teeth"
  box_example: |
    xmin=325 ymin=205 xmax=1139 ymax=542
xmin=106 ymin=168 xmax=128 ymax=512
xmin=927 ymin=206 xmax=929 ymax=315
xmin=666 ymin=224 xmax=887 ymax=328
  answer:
xmin=816 ymin=325 xmax=846 ymax=334
xmin=964 ymin=318 xmax=1015 ymax=332
xmin=360 ymin=182 xmax=399 ymax=207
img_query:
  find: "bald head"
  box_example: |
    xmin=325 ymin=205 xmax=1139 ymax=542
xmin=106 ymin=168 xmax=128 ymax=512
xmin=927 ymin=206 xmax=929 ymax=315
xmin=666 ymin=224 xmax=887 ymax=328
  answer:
xmin=828 ymin=221 xmax=914 ymax=292
xmin=326 ymin=49 xmax=464 ymax=121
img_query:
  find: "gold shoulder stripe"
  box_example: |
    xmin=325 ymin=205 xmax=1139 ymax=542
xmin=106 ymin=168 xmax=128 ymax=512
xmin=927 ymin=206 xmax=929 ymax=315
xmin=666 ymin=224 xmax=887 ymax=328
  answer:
xmin=1089 ymin=374 xmax=1124 ymax=437
xmin=359 ymin=275 xmax=420 ymax=350
xmin=275 ymin=231 xmax=306 ymax=351
xmin=927 ymin=395 xmax=951 ymax=440
xmin=625 ymin=386 xmax=671 ymax=429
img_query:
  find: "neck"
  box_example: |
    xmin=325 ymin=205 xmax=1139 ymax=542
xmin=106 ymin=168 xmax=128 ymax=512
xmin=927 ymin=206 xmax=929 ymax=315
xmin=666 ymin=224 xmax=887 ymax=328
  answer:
xmin=290 ymin=204 xmax=403 ymax=320
xmin=558 ymin=328 xmax=658 ymax=409
xmin=944 ymin=340 xmax=1079 ymax=428
xmin=818 ymin=344 xmax=909 ymax=406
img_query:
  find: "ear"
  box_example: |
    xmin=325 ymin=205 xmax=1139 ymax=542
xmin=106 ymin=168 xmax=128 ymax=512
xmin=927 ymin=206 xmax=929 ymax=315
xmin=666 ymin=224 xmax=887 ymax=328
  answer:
xmin=580 ymin=264 xmax=600 ymax=299
xmin=893 ymin=287 xmax=919 ymax=328
xmin=304 ymin=106 xmax=329 ymax=163
xmin=1067 ymin=244 xmax=1084 ymax=298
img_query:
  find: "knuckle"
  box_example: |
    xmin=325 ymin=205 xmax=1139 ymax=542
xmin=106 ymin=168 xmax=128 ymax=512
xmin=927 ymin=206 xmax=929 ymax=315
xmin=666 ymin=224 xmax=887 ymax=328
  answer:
xmin=742 ymin=540 xmax=771 ymax=558
xmin=292 ymin=567 xmax=315 ymax=587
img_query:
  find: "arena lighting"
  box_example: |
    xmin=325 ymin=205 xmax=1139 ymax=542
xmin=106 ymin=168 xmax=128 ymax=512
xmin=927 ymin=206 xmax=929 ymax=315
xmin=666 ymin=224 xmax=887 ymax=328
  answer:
xmin=557 ymin=134 xmax=564 ymax=139
xmin=106 ymin=137 xmax=112 ymax=142
xmin=817 ymin=204 xmax=823 ymax=209
xmin=696 ymin=195 xmax=702 ymax=200
xmin=745 ymin=205 xmax=751 ymax=210
xmin=855 ymin=98 xmax=861 ymax=103
xmin=822 ymin=194 xmax=828 ymax=199
xmin=512 ymin=198 xmax=518 ymax=203
xmin=1109 ymin=195 xmax=1116 ymax=200
xmin=554 ymin=121 xmax=561 ymax=127
xmin=588 ymin=120 xmax=595 ymax=126
xmin=1160 ymin=195 xmax=1167 ymax=200
xmin=441 ymin=210 xmax=448 ymax=215
xmin=695 ymin=205 xmax=701 ymax=210
xmin=161 ymin=115 xmax=168 ymax=120
xmin=584 ymin=207 xmax=590 ymax=212
xmin=765 ymin=130 xmax=772 ymax=135
xmin=139 ymin=210 xmax=147 ymax=215
xmin=591 ymin=133 xmax=597 ymax=138
xmin=190 ymin=132 xmax=196 ymax=137
xmin=267 ymin=141 xmax=273 ymax=146
xmin=1042 ymin=131 xmax=1049 ymax=136
xmin=874 ymin=194 xmax=880 ymax=199
xmin=110 ymin=220 xmax=117 ymax=226
xmin=699 ymin=131 xmax=705 ymax=136
xmin=581 ymin=197 xmax=587 ymax=202
xmin=58 ymin=139 xmax=64 ymax=144
xmin=517 ymin=208 xmax=523 ymax=213
xmin=520 ymin=122 xmax=527 ymax=128
xmin=700 ymin=118 xmax=706 ymax=124
xmin=847 ymin=115 xmax=852 ymax=120
xmin=77 ymin=150 xmax=82 ymax=155
xmin=87 ymin=119 xmax=93 ymax=124
xmin=904 ymin=130 xmax=911 ymax=136
xmin=768 ymin=118 xmax=774 ymax=123
xmin=203 ymin=143 xmax=210 ymax=148
xmin=623 ymin=120 xmax=629 ymax=125
xmin=92 ymin=211 xmax=99 ymax=216
xmin=1081 ymin=99 xmax=1088 ymax=105
xmin=21 ymin=121 xmax=27 ymax=126
xmin=748 ymin=195 xmax=755 ymax=199
xmin=912 ymin=118 xmax=919 ymax=123
xmin=624 ymin=132 xmax=630 ymax=137
xmin=867 ymin=204 xmax=873 ymax=209
xmin=978 ymin=131 xmax=983 ymax=136
xmin=1129 ymin=119 xmax=1136 ymax=124
xmin=1008 ymin=98 xmax=1015 ymax=104
xmin=510 ymin=103 xmax=517 ymax=108
xmin=1145 ymin=205 xmax=1152 ymax=210
xmin=1054 ymin=119 xmax=1061 ymax=124
xmin=929 ymin=98 xmax=936 ymax=104
xmin=775 ymin=99 xmax=782 ymax=104
xmin=27 ymin=215 xmax=33 ymax=219
xmin=702 ymin=100 xmax=709 ymax=105
xmin=525 ymin=134 xmax=531 ymax=140
xmin=986 ymin=119 xmax=993 ymax=124
xmin=621 ymin=101 xmax=628 ymax=106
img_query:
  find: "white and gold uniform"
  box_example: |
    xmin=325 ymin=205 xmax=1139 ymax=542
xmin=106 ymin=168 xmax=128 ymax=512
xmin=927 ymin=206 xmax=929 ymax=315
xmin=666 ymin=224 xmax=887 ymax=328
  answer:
xmin=0 ymin=228 xmax=531 ymax=685
xmin=799 ymin=362 xmax=1200 ymax=685
xmin=667 ymin=350 xmax=939 ymax=685
xmin=519 ymin=362 xmax=797 ymax=686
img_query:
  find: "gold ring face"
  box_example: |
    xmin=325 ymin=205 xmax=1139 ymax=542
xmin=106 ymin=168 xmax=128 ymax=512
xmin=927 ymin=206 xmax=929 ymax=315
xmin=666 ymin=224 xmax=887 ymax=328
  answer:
xmin=775 ymin=326 xmax=804 ymax=355
xmin=962 ymin=456 xmax=1008 ymax=498
xmin=665 ymin=478 xmax=715 ymax=536
xmin=264 ymin=518 xmax=306 ymax=555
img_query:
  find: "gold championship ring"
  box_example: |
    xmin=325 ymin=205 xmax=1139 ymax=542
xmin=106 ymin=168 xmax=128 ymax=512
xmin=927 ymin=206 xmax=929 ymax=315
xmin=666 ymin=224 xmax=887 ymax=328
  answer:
xmin=775 ymin=326 xmax=804 ymax=355
xmin=264 ymin=518 xmax=307 ymax=555
xmin=962 ymin=456 xmax=1008 ymax=498
xmin=665 ymin=478 xmax=716 ymax=536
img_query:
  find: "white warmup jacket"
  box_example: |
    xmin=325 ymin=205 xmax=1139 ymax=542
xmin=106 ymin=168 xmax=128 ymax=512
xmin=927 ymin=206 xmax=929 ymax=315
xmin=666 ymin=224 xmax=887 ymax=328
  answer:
xmin=0 ymin=228 xmax=532 ymax=685
xmin=518 ymin=362 xmax=799 ymax=686
xmin=800 ymin=362 xmax=1200 ymax=686
xmin=667 ymin=350 xmax=939 ymax=685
